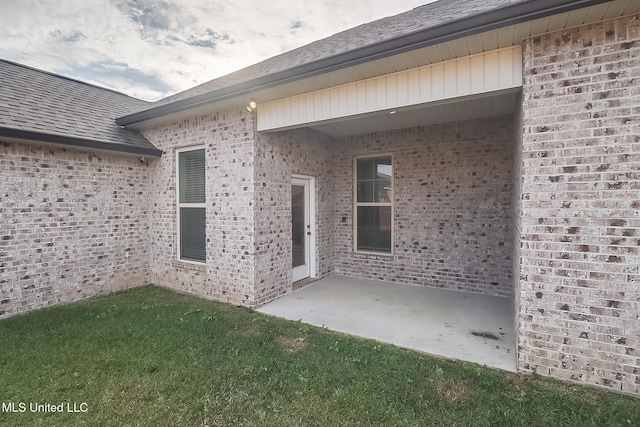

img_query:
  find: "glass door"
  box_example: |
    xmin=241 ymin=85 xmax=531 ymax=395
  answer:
xmin=292 ymin=177 xmax=311 ymax=282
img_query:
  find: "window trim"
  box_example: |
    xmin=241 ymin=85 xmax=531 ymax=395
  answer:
xmin=353 ymin=153 xmax=394 ymax=256
xmin=176 ymin=145 xmax=206 ymax=265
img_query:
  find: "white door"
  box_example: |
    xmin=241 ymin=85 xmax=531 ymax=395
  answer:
xmin=292 ymin=176 xmax=315 ymax=282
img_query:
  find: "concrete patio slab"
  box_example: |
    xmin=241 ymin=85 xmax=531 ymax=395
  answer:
xmin=257 ymin=275 xmax=516 ymax=371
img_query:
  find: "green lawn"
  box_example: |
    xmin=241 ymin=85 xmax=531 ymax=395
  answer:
xmin=0 ymin=286 xmax=638 ymax=426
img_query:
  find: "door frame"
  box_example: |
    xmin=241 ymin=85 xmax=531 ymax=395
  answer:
xmin=291 ymin=174 xmax=316 ymax=282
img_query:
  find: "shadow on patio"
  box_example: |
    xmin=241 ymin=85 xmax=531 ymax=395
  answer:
xmin=258 ymin=275 xmax=516 ymax=371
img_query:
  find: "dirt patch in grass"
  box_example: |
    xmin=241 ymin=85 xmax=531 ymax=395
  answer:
xmin=434 ymin=378 xmax=473 ymax=403
xmin=276 ymin=336 xmax=307 ymax=353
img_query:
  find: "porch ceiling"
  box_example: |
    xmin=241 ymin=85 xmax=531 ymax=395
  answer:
xmin=307 ymin=89 xmax=520 ymax=138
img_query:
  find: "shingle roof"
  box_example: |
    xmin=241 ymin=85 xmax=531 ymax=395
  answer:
xmin=152 ymin=0 xmax=522 ymax=108
xmin=0 ymin=59 xmax=162 ymax=156
xmin=120 ymin=0 xmax=602 ymax=126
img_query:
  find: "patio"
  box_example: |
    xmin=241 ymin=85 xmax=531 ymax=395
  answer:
xmin=258 ymin=275 xmax=516 ymax=371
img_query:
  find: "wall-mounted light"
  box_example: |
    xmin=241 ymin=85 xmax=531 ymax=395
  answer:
xmin=246 ymin=99 xmax=257 ymax=112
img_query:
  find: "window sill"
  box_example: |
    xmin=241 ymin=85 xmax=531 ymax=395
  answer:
xmin=173 ymin=259 xmax=207 ymax=271
xmin=354 ymin=250 xmax=394 ymax=257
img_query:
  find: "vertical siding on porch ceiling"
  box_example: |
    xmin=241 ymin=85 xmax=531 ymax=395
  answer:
xmin=258 ymin=46 xmax=522 ymax=132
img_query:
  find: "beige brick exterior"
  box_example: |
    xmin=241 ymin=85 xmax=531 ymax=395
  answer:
xmin=254 ymin=128 xmax=336 ymax=305
xmin=142 ymin=110 xmax=258 ymax=306
xmin=138 ymin=112 xmax=517 ymax=307
xmin=518 ymin=14 xmax=640 ymax=395
xmin=334 ymin=117 xmax=516 ymax=297
xmin=0 ymin=140 xmax=151 ymax=317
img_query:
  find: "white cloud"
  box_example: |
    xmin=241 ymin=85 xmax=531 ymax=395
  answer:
xmin=0 ymin=0 xmax=432 ymax=101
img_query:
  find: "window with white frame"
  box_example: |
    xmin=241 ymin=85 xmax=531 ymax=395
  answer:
xmin=177 ymin=146 xmax=206 ymax=263
xmin=354 ymin=155 xmax=393 ymax=254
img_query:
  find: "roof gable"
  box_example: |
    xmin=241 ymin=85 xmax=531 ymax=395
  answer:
xmin=117 ymin=0 xmax=612 ymax=127
xmin=152 ymin=0 xmax=521 ymax=108
xmin=0 ymin=59 xmax=162 ymax=156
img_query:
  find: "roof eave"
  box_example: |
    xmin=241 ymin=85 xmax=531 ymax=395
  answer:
xmin=0 ymin=127 xmax=163 ymax=157
xmin=116 ymin=0 xmax=613 ymax=127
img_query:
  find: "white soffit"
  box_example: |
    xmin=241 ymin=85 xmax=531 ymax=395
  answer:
xmin=309 ymin=89 xmax=520 ymax=138
xmin=258 ymin=46 xmax=522 ymax=133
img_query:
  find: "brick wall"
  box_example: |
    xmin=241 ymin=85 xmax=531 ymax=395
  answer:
xmin=0 ymin=140 xmax=151 ymax=318
xmin=518 ymin=14 xmax=640 ymax=395
xmin=142 ymin=109 xmax=258 ymax=306
xmin=334 ymin=116 xmax=516 ymax=297
xmin=254 ymin=128 xmax=335 ymax=304
xmin=513 ymin=96 xmax=524 ymax=347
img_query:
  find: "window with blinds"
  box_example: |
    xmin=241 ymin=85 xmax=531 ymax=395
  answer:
xmin=177 ymin=147 xmax=206 ymax=263
xmin=354 ymin=155 xmax=393 ymax=254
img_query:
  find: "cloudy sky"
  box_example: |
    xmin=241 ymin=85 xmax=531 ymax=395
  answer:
xmin=0 ymin=0 xmax=435 ymax=101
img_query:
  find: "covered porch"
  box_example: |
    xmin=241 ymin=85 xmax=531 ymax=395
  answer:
xmin=258 ymin=275 xmax=516 ymax=371
xmin=253 ymin=43 xmax=523 ymax=372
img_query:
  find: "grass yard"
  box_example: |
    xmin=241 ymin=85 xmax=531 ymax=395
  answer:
xmin=0 ymin=286 xmax=638 ymax=426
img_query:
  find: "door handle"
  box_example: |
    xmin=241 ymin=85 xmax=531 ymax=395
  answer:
xmin=307 ymin=232 xmax=312 ymax=236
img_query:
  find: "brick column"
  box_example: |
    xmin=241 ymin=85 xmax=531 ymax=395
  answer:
xmin=518 ymin=15 xmax=640 ymax=395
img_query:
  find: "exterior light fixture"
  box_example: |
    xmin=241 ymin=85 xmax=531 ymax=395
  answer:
xmin=247 ymin=99 xmax=257 ymax=112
